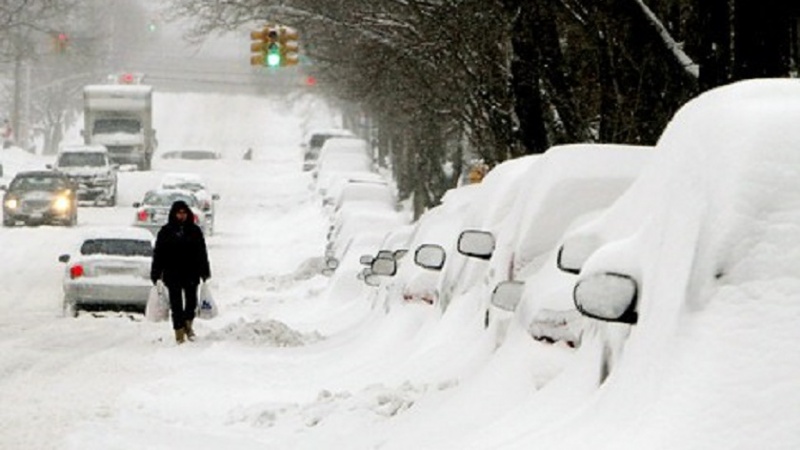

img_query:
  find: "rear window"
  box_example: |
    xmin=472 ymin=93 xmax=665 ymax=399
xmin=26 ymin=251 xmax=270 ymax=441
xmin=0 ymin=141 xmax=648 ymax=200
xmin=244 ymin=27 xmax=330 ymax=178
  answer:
xmin=80 ymin=239 xmax=153 ymax=257
xmin=143 ymin=191 xmax=197 ymax=207
xmin=58 ymin=152 xmax=107 ymax=167
xmin=180 ymin=151 xmax=217 ymax=160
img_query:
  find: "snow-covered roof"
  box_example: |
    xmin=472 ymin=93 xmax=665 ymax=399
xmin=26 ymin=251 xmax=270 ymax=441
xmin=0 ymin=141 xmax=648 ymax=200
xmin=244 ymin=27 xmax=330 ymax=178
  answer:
xmin=57 ymin=144 xmax=108 ymax=154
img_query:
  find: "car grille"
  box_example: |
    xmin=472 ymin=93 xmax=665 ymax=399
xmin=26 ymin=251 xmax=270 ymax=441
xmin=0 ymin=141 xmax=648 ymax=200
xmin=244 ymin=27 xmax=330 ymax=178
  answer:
xmin=22 ymin=199 xmax=50 ymax=211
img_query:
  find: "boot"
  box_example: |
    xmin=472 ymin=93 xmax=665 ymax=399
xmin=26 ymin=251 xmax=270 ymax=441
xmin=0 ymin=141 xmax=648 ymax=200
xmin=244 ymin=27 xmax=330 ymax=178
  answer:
xmin=175 ymin=328 xmax=186 ymax=344
xmin=185 ymin=320 xmax=196 ymax=341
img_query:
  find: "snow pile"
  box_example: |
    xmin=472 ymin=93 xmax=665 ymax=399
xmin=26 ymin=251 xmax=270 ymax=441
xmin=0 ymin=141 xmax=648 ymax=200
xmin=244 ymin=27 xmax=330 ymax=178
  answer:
xmin=487 ymin=78 xmax=800 ymax=449
xmin=204 ymin=318 xmax=323 ymax=347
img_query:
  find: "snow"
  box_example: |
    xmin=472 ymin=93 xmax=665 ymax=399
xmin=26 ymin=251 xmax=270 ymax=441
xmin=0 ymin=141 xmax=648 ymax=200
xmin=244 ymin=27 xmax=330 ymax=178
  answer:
xmin=1 ymin=79 xmax=799 ymax=450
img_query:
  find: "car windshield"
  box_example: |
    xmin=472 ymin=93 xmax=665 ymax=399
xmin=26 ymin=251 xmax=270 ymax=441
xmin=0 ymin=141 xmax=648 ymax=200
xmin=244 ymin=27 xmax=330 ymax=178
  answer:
xmin=58 ymin=152 xmax=107 ymax=167
xmin=142 ymin=191 xmax=197 ymax=207
xmin=80 ymin=239 xmax=153 ymax=257
xmin=92 ymin=119 xmax=141 ymax=135
xmin=10 ymin=175 xmax=68 ymax=191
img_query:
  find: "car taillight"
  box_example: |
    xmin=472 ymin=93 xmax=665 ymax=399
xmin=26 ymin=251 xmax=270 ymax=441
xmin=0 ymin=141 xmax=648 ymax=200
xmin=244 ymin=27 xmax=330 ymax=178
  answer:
xmin=137 ymin=210 xmax=148 ymax=222
xmin=70 ymin=265 xmax=84 ymax=279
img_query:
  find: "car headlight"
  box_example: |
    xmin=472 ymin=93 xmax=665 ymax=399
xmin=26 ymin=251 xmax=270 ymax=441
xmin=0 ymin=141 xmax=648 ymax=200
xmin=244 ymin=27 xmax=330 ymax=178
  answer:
xmin=4 ymin=198 xmax=17 ymax=210
xmin=53 ymin=196 xmax=71 ymax=212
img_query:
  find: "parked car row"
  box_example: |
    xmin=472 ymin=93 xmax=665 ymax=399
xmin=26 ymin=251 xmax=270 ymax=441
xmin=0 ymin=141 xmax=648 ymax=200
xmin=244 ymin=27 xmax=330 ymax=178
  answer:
xmin=348 ymin=143 xmax=654 ymax=352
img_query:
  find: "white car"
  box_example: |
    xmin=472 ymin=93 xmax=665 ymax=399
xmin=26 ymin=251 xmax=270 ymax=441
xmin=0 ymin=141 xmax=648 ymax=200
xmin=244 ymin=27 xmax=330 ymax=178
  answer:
xmin=159 ymin=173 xmax=219 ymax=235
xmin=59 ymin=227 xmax=154 ymax=317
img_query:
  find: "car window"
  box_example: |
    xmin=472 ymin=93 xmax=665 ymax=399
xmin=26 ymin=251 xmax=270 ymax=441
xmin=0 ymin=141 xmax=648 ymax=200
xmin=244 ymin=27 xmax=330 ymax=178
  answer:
xmin=92 ymin=118 xmax=141 ymax=134
xmin=80 ymin=239 xmax=153 ymax=257
xmin=10 ymin=175 xmax=67 ymax=191
xmin=58 ymin=152 xmax=107 ymax=167
xmin=142 ymin=191 xmax=197 ymax=207
xmin=180 ymin=151 xmax=217 ymax=160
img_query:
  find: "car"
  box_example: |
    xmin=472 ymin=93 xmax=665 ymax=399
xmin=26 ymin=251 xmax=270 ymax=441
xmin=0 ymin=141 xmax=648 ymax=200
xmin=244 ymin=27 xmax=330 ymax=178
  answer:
xmin=50 ymin=144 xmax=118 ymax=206
xmin=132 ymin=188 xmax=208 ymax=236
xmin=315 ymin=152 xmax=375 ymax=196
xmin=159 ymin=173 xmax=219 ymax=235
xmin=59 ymin=227 xmax=154 ymax=317
xmin=160 ymin=150 xmax=221 ymax=160
xmin=2 ymin=170 xmax=78 ymax=227
xmin=302 ymin=128 xmax=355 ymax=171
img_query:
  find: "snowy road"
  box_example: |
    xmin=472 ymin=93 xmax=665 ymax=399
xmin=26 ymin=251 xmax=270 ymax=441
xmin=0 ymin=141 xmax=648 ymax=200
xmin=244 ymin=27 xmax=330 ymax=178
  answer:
xmin=0 ymin=93 xmax=338 ymax=449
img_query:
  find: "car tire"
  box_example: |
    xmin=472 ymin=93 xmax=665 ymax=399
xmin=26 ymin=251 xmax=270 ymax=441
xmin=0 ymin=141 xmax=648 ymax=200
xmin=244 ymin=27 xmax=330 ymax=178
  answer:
xmin=2 ymin=217 xmax=13 ymax=227
xmin=63 ymin=299 xmax=78 ymax=318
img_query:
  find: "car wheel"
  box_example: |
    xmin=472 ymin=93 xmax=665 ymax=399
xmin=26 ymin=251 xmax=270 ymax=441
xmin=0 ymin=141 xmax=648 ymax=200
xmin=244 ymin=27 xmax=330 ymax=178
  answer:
xmin=63 ymin=299 xmax=78 ymax=318
xmin=2 ymin=217 xmax=13 ymax=227
xmin=108 ymin=192 xmax=117 ymax=207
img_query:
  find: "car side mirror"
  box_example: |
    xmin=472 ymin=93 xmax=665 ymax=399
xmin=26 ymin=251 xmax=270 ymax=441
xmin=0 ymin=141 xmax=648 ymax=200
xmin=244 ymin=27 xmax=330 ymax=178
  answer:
xmin=212 ymin=194 xmax=220 ymax=201
xmin=573 ymin=272 xmax=638 ymax=324
xmin=393 ymin=249 xmax=408 ymax=260
xmin=359 ymin=254 xmax=374 ymax=265
xmin=46 ymin=164 xmax=53 ymax=169
xmin=457 ymin=230 xmax=495 ymax=260
xmin=58 ymin=254 xmax=70 ymax=263
xmin=364 ymin=273 xmax=381 ymax=287
xmin=325 ymin=257 xmax=339 ymax=270
xmin=491 ymin=281 xmax=525 ymax=312
xmin=557 ymin=234 xmax=603 ymax=274
xmin=370 ymin=257 xmax=397 ymax=276
xmin=414 ymin=244 xmax=446 ymax=271
xmin=132 ymin=202 xmax=141 ymax=208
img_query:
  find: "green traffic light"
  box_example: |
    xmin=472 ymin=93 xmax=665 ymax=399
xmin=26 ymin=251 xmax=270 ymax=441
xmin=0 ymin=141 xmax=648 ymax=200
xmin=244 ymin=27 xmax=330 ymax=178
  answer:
xmin=267 ymin=53 xmax=281 ymax=67
xmin=266 ymin=44 xmax=281 ymax=67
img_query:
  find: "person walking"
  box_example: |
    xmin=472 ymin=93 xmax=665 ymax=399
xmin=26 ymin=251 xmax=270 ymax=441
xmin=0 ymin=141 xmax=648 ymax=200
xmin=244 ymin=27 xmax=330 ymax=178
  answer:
xmin=151 ymin=200 xmax=211 ymax=344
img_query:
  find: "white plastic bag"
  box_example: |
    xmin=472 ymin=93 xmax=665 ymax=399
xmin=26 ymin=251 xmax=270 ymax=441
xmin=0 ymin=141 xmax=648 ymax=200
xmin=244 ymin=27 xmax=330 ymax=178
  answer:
xmin=145 ymin=282 xmax=170 ymax=322
xmin=197 ymin=282 xmax=218 ymax=320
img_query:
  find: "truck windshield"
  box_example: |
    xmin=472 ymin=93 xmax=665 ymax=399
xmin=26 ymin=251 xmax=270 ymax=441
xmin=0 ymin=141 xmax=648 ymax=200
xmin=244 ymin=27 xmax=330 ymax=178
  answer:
xmin=58 ymin=152 xmax=107 ymax=167
xmin=93 ymin=119 xmax=141 ymax=135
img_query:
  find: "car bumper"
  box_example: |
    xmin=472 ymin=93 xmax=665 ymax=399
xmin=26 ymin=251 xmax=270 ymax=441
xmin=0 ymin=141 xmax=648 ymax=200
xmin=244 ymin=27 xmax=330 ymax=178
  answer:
xmin=4 ymin=207 xmax=72 ymax=224
xmin=64 ymin=278 xmax=151 ymax=307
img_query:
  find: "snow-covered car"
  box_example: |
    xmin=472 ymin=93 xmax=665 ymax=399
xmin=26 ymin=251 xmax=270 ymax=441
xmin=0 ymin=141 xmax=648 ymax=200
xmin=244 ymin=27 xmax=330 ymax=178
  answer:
xmin=159 ymin=173 xmax=219 ymax=235
xmin=302 ymin=128 xmax=355 ymax=171
xmin=132 ymin=188 xmax=208 ymax=236
xmin=322 ymin=172 xmax=388 ymax=208
xmin=50 ymin=144 xmax=118 ymax=206
xmin=333 ymin=181 xmax=397 ymax=215
xmin=2 ymin=170 xmax=78 ymax=227
xmin=59 ymin=227 xmax=154 ymax=317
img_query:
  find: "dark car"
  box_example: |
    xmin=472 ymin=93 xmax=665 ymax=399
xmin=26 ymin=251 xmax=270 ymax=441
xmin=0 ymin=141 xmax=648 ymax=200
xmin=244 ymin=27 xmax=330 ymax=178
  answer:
xmin=2 ymin=170 xmax=78 ymax=227
xmin=161 ymin=150 xmax=221 ymax=160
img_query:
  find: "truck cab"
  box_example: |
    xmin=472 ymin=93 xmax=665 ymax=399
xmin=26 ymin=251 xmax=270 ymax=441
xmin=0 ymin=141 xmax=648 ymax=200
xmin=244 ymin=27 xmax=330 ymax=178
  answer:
xmin=82 ymin=85 xmax=156 ymax=170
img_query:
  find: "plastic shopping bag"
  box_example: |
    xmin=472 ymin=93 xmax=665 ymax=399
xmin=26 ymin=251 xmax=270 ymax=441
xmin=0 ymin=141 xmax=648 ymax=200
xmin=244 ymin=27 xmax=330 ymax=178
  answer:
xmin=145 ymin=282 xmax=170 ymax=322
xmin=197 ymin=282 xmax=219 ymax=320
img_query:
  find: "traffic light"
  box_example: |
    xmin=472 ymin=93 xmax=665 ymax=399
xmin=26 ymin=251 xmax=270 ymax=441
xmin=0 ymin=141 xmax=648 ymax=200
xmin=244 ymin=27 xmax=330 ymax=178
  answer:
xmin=251 ymin=25 xmax=300 ymax=68
xmin=279 ymin=27 xmax=299 ymax=67
xmin=265 ymin=29 xmax=281 ymax=67
xmin=54 ymin=32 xmax=69 ymax=54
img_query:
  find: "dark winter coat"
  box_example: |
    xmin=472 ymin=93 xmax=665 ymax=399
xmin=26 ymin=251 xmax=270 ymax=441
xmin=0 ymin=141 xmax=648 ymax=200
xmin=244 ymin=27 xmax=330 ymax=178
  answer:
xmin=150 ymin=200 xmax=211 ymax=286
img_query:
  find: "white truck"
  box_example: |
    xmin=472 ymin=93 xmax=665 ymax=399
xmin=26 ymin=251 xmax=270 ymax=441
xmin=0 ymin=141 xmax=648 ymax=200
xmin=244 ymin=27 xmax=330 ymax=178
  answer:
xmin=82 ymin=85 xmax=156 ymax=170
